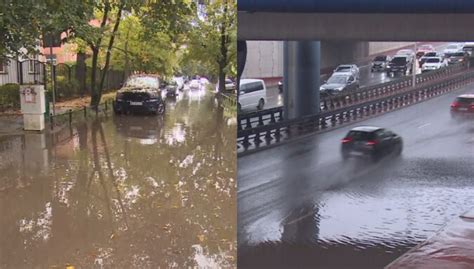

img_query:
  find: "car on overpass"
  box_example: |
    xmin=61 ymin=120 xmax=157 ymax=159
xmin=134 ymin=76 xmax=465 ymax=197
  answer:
xmin=421 ymin=57 xmax=447 ymax=73
xmin=114 ymin=74 xmax=166 ymax=115
xmin=450 ymin=94 xmax=474 ymax=118
xmin=371 ymin=55 xmax=391 ymax=72
xmin=416 ymin=44 xmax=435 ymax=58
xmin=320 ymin=73 xmax=359 ymax=97
xmin=386 ymin=55 xmax=413 ymax=77
xmin=419 ymin=51 xmax=440 ymax=67
xmin=462 ymin=42 xmax=474 ymax=56
xmin=447 ymin=51 xmax=469 ymax=65
xmin=333 ymin=64 xmax=360 ymax=80
xmin=238 ymin=79 xmax=267 ymax=112
xmin=341 ymin=126 xmax=403 ymax=161
xmin=396 ymin=49 xmax=415 ymax=58
xmin=443 ymin=43 xmax=464 ymax=57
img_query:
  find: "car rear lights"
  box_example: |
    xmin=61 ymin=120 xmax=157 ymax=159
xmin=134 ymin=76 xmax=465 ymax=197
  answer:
xmin=341 ymin=138 xmax=352 ymax=143
xmin=451 ymin=102 xmax=460 ymax=108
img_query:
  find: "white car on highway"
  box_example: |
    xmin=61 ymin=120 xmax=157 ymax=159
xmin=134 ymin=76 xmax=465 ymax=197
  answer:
xmin=333 ymin=64 xmax=360 ymax=80
xmin=443 ymin=43 xmax=464 ymax=56
xmin=421 ymin=57 xmax=447 ymax=72
xmin=238 ymin=79 xmax=266 ymax=112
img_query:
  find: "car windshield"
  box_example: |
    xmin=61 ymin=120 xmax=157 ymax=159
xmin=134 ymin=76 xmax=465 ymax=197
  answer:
xmin=125 ymin=76 xmax=159 ymax=88
xmin=327 ymin=76 xmax=348 ymax=84
xmin=426 ymin=58 xmax=440 ymax=63
xmin=335 ymin=66 xmax=351 ymax=72
xmin=424 ymin=52 xmax=437 ymax=57
xmin=451 ymin=52 xmax=465 ymax=57
xmin=374 ymin=56 xmax=386 ymax=61
xmin=455 ymin=97 xmax=474 ymax=104
xmin=346 ymin=131 xmax=375 ymax=141
xmin=391 ymin=57 xmax=407 ymax=64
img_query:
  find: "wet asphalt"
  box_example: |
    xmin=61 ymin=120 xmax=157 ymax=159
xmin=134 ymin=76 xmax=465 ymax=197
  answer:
xmin=238 ymin=81 xmax=474 ymax=268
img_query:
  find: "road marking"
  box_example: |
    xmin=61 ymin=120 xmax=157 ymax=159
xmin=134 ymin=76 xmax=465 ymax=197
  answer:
xmin=418 ymin=123 xmax=431 ymax=128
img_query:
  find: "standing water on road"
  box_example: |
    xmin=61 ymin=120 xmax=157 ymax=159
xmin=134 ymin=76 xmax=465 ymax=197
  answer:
xmin=0 ymin=89 xmax=236 ymax=268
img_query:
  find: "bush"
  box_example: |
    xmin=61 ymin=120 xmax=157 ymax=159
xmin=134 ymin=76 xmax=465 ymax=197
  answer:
xmin=55 ymin=76 xmax=80 ymax=100
xmin=0 ymin=83 xmax=20 ymax=110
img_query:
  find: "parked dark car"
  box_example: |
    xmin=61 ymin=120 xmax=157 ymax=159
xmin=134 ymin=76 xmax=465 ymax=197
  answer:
xmin=447 ymin=51 xmax=468 ymax=65
xmin=371 ymin=55 xmax=391 ymax=72
xmin=341 ymin=126 xmax=403 ymax=161
xmin=450 ymin=94 xmax=474 ymax=118
xmin=114 ymin=75 xmax=165 ymax=115
xmin=386 ymin=56 xmax=413 ymax=77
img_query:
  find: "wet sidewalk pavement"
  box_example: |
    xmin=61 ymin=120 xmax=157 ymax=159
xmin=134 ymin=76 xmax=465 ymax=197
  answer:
xmin=0 ymin=115 xmax=23 ymax=135
xmin=387 ymin=208 xmax=474 ymax=269
xmin=0 ymin=88 xmax=236 ymax=268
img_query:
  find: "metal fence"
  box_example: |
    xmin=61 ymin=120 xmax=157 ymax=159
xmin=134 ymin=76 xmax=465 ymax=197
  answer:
xmin=0 ymin=58 xmax=125 ymax=106
xmin=0 ymin=59 xmax=47 ymax=85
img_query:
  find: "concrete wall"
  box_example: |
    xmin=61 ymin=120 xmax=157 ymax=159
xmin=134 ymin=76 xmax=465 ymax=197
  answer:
xmin=242 ymin=41 xmax=283 ymax=79
xmin=242 ymin=41 xmax=416 ymax=79
xmin=369 ymin=42 xmax=415 ymax=55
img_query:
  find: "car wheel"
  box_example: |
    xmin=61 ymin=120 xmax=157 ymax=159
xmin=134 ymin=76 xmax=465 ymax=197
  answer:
xmin=156 ymin=102 xmax=166 ymax=115
xmin=257 ymin=98 xmax=265 ymax=110
xmin=396 ymin=143 xmax=403 ymax=156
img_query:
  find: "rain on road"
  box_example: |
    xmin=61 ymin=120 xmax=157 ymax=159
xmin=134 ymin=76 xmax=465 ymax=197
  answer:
xmin=238 ymin=82 xmax=474 ymax=268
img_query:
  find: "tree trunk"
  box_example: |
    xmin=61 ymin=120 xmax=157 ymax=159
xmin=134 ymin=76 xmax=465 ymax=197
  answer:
xmin=89 ymin=3 xmax=110 ymax=108
xmin=90 ymin=47 xmax=100 ymax=107
xmin=218 ymin=2 xmax=229 ymax=93
xmin=99 ymin=3 xmax=125 ymax=101
xmin=76 ymin=52 xmax=87 ymax=96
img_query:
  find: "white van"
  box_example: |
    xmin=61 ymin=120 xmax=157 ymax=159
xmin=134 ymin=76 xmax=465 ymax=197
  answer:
xmin=238 ymin=79 xmax=266 ymax=112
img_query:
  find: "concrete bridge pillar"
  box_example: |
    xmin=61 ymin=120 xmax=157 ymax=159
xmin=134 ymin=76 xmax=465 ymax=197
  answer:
xmin=284 ymin=41 xmax=321 ymax=120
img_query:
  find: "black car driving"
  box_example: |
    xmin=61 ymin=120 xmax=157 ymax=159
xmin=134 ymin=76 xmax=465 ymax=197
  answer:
xmin=114 ymin=75 xmax=166 ymax=115
xmin=386 ymin=56 xmax=413 ymax=77
xmin=341 ymin=126 xmax=403 ymax=161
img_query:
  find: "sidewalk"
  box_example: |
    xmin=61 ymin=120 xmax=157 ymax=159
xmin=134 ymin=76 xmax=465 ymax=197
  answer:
xmin=0 ymin=93 xmax=116 ymax=135
xmin=386 ymin=208 xmax=474 ymax=269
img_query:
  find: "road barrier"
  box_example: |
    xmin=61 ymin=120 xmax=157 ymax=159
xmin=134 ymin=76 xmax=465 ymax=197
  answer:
xmin=238 ymin=63 xmax=466 ymax=131
xmin=237 ymin=65 xmax=474 ymax=155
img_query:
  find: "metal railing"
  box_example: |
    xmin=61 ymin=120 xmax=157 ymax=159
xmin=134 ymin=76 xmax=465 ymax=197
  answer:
xmin=237 ymin=66 xmax=474 ymax=155
xmin=48 ymin=99 xmax=115 ymax=130
xmin=238 ymin=63 xmax=466 ymax=131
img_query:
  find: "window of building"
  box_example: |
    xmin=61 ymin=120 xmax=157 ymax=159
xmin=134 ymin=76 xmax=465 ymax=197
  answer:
xmin=28 ymin=60 xmax=37 ymax=74
xmin=0 ymin=61 xmax=6 ymax=73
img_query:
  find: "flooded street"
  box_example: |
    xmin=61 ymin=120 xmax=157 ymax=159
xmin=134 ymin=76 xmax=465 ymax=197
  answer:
xmin=0 ymin=89 xmax=236 ymax=268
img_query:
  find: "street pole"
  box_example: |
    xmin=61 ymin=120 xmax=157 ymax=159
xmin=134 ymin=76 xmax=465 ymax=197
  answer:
xmin=50 ymin=34 xmax=56 ymax=116
xmin=413 ymin=42 xmax=417 ymax=89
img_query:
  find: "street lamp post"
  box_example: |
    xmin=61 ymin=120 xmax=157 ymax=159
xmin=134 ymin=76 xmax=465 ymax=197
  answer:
xmin=413 ymin=42 xmax=417 ymax=89
xmin=49 ymin=34 xmax=56 ymax=116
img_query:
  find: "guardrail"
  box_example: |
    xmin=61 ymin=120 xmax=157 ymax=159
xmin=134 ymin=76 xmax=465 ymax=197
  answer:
xmin=238 ymin=63 xmax=466 ymax=131
xmin=237 ymin=67 xmax=474 ymax=155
